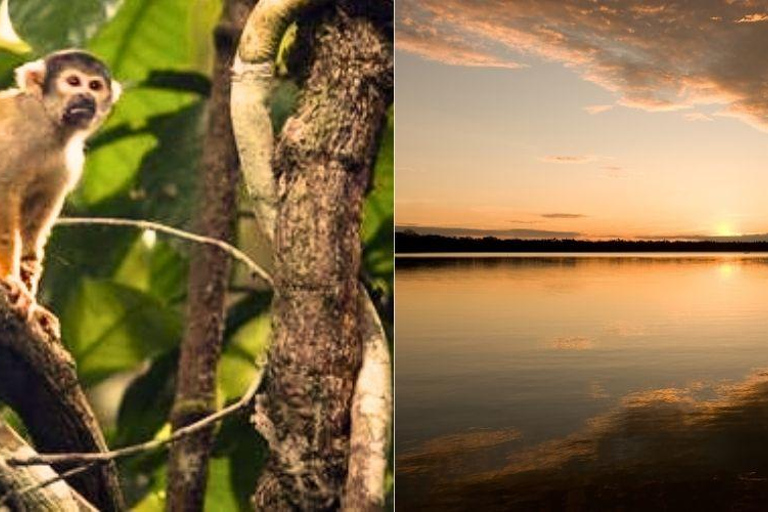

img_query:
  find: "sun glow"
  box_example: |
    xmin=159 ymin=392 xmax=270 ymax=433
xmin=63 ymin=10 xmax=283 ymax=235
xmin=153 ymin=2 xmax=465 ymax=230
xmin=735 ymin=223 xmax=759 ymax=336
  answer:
xmin=715 ymin=222 xmax=736 ymax=237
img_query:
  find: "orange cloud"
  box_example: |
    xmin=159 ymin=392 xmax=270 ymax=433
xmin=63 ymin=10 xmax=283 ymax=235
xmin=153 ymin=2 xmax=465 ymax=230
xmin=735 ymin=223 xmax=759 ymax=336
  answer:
xmin=540 ymin=155 xmax=597 ymax=164
xmin=684 ymin=112 xmax=715 ymax=122
xmin=736 ymin=13 xmax=768 ymax=23
xmin=584 ymin=104 xmax=614 ymax=114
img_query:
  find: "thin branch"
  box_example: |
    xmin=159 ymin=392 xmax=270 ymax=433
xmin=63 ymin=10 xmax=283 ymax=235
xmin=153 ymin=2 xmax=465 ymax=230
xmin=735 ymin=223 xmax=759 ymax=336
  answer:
xmin=55 ymin=217 xmax=273 ymax=287
xmin=7 ymin=369 xmax=264 ymax=468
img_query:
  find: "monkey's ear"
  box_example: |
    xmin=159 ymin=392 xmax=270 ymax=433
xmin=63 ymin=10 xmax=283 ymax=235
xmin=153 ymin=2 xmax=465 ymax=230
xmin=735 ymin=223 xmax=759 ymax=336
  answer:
xmin=110 ymin=80 xmax=122 ymax=102
xmin=14 ymin=59 xmax=46 ymax=95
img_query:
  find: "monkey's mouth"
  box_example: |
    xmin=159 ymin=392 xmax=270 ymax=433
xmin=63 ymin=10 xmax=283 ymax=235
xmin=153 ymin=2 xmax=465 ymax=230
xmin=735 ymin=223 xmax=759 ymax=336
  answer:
xmin=63 ymin=97 xmax=97 ymax=126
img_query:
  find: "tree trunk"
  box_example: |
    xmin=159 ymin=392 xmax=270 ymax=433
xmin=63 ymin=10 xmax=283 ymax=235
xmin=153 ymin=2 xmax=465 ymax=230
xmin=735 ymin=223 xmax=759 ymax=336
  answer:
xmin=252 ymin=4 xmax=392 ymax=510
xmin=166 ymin=1 xmax=254 ymax=510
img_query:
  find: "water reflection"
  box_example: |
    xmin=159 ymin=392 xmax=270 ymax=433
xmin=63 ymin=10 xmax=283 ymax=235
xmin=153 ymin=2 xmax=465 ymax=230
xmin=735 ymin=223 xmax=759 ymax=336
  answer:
xmin=396 ymin=255 xmax=768 ymax=511
xmin=399 ymin=370 xmax=768 ymax=511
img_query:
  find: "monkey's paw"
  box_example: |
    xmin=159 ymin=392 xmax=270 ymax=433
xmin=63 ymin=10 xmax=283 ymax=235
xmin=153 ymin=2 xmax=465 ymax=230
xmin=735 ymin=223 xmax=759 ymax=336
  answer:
xmin=30 ymin=304 xmax=61 ymax=339
xmin=0 ymin=277 xmax=60 ymax=338
xmin=0 ymin=275 xmax=35 ymax=318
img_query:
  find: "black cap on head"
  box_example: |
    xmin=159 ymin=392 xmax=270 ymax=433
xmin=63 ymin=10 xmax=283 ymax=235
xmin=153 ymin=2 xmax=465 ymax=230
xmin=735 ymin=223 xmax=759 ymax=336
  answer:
xmin=42 ymin=50 xmax=111 ymax=93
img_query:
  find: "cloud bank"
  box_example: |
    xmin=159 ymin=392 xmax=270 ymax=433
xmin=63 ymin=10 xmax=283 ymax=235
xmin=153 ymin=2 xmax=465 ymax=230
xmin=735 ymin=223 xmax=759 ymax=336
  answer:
xmin=397 ymin=0 xmax=768 ymax=130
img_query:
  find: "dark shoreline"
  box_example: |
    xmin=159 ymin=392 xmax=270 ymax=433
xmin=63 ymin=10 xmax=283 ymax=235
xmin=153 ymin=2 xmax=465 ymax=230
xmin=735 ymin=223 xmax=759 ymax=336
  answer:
xmin=395 ymin=231 xmax=768 ymax=254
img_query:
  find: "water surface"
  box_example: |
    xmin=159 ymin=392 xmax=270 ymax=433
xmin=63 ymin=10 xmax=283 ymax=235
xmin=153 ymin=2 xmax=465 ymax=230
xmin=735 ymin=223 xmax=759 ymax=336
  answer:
xmin=397 ymin=254 xmax=768 ymax=511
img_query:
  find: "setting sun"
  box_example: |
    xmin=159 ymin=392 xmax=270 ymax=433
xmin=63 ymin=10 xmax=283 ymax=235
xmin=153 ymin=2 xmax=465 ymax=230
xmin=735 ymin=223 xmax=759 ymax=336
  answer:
xmin=715 ymin=223 xmax=737 ymax=237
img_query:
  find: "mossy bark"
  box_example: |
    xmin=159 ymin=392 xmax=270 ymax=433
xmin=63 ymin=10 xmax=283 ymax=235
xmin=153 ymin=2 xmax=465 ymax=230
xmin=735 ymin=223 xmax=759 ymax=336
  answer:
xmin=252 ymin=4 xmax=392 ymax=510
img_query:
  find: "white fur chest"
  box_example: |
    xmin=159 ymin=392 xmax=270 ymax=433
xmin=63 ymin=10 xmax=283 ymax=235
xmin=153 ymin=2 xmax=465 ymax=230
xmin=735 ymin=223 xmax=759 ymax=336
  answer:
xmin=64 ymin=132 xmax=86 ymax=190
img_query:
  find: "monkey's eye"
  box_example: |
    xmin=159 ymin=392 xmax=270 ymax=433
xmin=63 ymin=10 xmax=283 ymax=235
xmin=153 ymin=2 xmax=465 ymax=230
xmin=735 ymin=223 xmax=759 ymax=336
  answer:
xmin=89 ymin=80 xmax=103 ymax=92
xmin=66 ymin=75 xmax=81 ymax=87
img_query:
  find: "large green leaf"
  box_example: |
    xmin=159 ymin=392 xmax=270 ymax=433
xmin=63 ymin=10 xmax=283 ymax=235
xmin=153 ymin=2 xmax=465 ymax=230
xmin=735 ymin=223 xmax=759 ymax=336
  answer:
xmin=114 ymin=351 xmax=176 ymax=447
xmin=9 ymin=0 xmax=122 ymax=53
xmin=88 ymin=0 xmax=218 ymax=81
xmin=203 ymin=458 xmax=241 ymax=511
xmin=114 ymin=236 xmax=188 ymax=303
xmin=62 ymin=279 xmax=182 ymax=385
xmin=211 ymin=413 xmax=268 ymax=511
xmin=73 ymin=92 xmax=204 ymax=212
xmin=362 ymin=108 xmax=394 ymax=293
xmin=218 ymin=313 xmax=271 ymax=402
xmin=0 ymin=49 xmax=27 ymax=87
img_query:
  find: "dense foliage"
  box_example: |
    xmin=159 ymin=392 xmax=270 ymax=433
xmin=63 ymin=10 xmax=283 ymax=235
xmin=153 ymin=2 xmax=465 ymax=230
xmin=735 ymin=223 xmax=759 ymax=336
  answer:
xmin=0 ymin=0 xmax=393 ymax=509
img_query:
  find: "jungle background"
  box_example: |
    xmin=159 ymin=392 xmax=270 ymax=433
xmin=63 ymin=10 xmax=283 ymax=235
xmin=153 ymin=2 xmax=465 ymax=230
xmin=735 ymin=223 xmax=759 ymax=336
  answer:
xmin=0 ymin=0 xmax=393 ymax=509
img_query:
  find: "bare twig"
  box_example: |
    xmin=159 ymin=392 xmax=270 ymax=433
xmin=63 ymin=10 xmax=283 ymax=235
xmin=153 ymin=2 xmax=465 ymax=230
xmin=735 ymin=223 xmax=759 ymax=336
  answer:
xmin=7 ymin=367 xmax=264 ymax=468
xmin=55 ymin=217 xmax=273 ymax=287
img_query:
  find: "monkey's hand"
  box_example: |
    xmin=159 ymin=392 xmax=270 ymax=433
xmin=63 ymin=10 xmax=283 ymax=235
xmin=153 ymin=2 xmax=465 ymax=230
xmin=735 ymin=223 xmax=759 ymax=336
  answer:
xmin=30 ymin=303 xmax=61 ymax=339
xmin=1 ymin=275 xmax=35 ymax=318
xmin=0 ymin=276 xmax=60 ymax=338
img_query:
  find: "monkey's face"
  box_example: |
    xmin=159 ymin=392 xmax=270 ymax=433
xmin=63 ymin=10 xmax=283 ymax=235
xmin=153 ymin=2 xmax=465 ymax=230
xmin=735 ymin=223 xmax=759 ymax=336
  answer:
xmin=14 ymin=50 xmax=121 ymax=134
xmin=52 ymin=67 xmax=115 ymax=129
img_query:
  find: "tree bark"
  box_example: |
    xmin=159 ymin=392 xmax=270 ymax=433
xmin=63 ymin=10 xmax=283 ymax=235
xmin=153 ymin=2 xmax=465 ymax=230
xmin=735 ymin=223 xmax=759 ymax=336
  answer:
xmin=166 ymin=1 xmax=255 ymax=510
xmin=342 ymin=289 xmax=392 ymax=512
xmin=0 ymin=291 xmax=124 ymax=511
xmin=252 ymin=4 xmax=392 ymax=510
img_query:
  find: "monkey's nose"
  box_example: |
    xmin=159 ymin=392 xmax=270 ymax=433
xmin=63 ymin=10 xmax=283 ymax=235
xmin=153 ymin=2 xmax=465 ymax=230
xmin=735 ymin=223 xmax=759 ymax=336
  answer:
xmin=63 ymin=95 xmax=97 ymax=126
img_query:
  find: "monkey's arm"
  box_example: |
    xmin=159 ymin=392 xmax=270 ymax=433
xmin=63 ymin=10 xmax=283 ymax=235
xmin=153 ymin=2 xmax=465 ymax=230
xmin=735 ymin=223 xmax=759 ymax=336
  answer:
xmin=20 ymin=181 xmax=68 ymax=296
xmin=0 ymin=189 xmax=21 ymax=280
xmin=0 ymin=94 xmax=29 ymax=281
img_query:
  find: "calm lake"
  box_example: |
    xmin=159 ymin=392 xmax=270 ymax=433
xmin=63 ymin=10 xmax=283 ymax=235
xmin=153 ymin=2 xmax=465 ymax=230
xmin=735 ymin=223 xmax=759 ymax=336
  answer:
xmin=397 ymin=254 xmax=768 ymax=511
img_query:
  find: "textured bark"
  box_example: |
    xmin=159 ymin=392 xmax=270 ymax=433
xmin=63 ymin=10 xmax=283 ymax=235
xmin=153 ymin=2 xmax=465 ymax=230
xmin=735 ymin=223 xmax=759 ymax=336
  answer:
xmin=252 ymin=4 xmax=393 ymax=510
xmin=0 ymin=291 xmax=124 ymax=511
xmin=0 ymin=422 xmax=97 ymax=511
xmin=166 ymin=1 xmax=255 ymax=511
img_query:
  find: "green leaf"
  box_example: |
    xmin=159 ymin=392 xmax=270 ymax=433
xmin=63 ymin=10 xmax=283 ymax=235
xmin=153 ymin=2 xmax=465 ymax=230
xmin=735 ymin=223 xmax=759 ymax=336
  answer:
xmin=88 ymin=0 xmax=217 ymax=82
xmin=73 ymin=98 xmax=205 ymax=221
xmin=113 ymin=231 xmax=188 ymax=303
xmin=203 ymin=458 xmax=241 ymax=512
xmin=0 ymin=49 xmax=28 ymax=88
xmin=135 ymin=101 xmax=205 ymax=227
xmin=76 ymin=129 xmax=157 ymax=207
xmin=127 ymin=458 xmax=167 ymax=511
xmin=212 ymin=413 xmax=268 ymax=510
xmin=218 ymin=313 xmax=271 ymax=402
xmin=8 ymin=0 xmax=122 ymax=53
xmin=62 ymin=278 xmax=182 ymax=385
xmin=362 ymin=109 xmax=394 ymax=289
xmin=114 ymin=351 xmax=176 ymax=447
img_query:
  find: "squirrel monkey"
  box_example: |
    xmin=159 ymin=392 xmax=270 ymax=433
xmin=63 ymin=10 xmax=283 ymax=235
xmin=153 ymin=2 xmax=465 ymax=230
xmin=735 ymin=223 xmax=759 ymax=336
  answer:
xmin=0 ymin=50 xmax=120 ymax=331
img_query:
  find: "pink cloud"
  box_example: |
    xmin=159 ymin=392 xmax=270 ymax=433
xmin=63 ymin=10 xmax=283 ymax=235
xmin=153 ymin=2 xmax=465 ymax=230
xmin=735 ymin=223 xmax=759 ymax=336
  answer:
xmin=397 ymin=31 xmax=526 ymax=69
xmin=397 ymin=0 xmax=768 ymax=131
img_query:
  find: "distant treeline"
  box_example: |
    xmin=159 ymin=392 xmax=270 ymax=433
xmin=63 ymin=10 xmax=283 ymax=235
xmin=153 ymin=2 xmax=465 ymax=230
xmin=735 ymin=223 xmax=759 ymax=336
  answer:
xmin=396 ymin=231 xmax=768 ymax=253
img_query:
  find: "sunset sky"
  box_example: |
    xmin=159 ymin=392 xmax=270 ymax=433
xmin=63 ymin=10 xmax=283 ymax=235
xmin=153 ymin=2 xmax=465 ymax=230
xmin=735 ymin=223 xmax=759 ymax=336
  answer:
xmin=396 ymin=0 xmax=768 ymax=240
